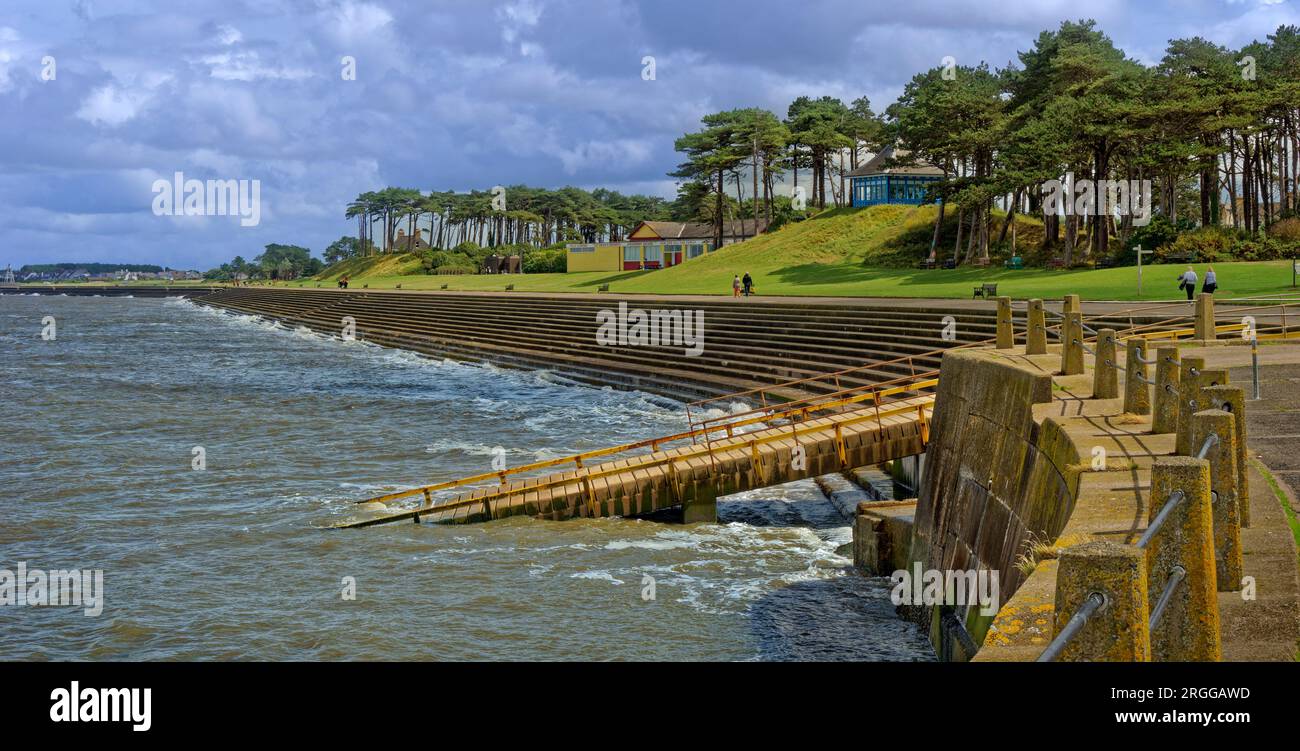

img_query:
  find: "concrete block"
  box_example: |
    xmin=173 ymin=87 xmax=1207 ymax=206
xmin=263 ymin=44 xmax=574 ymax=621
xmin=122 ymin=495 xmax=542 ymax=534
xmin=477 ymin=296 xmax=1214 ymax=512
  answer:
xmin=1060 ymin=311 xmax=1084 ymax=375
xmin=996 ymin=296 xmax=1014 ymax=349
xmin=1026 ymin=299 xmax=1047 ymax=355
xmin=1175 ymin=356 xmax=1206 ymax=455
xmin=1146 ymin=457 xmax=1221 ymax=661
xmin=1195 ymin=293 xmax=1215 ymax=341
xmin=1203 ymin=385 xmax=1250 ymax=527
xmin=1124 ymin=339 xmax=1151 ymax=415
xmin=1152 ymin=347 xmax=1180 ymax=433
xmin=1192 ymin=410 xmax=1242 ymax=591
xmin=1053 ymin=541 xmax=1150 ymax=661
xmin=1093 ymin=328 xmax=1119 ymax=399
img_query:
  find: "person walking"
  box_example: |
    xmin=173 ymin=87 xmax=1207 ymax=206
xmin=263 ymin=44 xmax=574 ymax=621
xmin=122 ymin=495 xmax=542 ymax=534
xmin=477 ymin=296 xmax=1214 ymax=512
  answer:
xmin=742 ymin=272 xmax=753 ymax=297
xmin=1202 ymin=266 xmax=1218 ymax=295
xmin=1178 ymin=266 xmax=1197 ymax=303
xmin=732 ymin=274 xmax=741 ymax=298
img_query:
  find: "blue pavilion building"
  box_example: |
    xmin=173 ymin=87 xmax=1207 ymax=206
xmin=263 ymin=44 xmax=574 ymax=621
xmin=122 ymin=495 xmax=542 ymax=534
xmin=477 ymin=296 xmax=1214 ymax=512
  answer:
xmin=847 ymin=145 xmax=945 ymax=208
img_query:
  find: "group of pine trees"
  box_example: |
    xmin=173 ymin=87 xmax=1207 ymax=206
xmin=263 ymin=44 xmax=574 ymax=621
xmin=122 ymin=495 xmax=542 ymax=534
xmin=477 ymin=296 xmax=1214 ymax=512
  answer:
xmin=341 ymin=186 xmax=674 ymax=257
xmin=671 ymin=20 xmax=1300 ymax=265
xmin=338 ymin=20 xmax=1299 ymax=270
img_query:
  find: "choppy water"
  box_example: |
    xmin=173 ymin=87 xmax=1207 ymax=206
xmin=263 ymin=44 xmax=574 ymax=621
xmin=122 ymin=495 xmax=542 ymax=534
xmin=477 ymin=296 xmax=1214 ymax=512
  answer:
xmin=0 ymin=294 xmax=934 ymax=661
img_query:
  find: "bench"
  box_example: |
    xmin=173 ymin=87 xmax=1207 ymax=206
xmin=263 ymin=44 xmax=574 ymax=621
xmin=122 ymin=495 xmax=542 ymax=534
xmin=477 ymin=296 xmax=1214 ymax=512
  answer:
xmin=1046 ymin=258 xmax=1067 ymax=271
xmin=504 ymin=284 xmax=514 ymax=291
xmin=972 ymin=283 xmax=998 ymax=299
xmin=918 ymin=258 xmax=937 ymax=270
xmin=1165 ymin=251 xmax=1195 ymax=264
xmin=942 ymin=258 xmax=957 ymax=270
xmin=1004 ymin=256 xmax=1024 ymax=270
xmin=440 ymin=283 xmax=448 ymax=290
xmin=1096 ymin=257 xmax=1117 ymax=269
xmin=598 ymin=283 xmax=609 ymax=292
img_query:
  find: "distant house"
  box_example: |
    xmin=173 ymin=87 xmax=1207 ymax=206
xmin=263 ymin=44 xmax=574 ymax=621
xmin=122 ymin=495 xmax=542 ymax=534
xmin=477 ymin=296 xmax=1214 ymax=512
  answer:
xmin=847 ymin=145 xmax=944 ymax=208
xmin=566 ymin=218 xmax=769 ymax=272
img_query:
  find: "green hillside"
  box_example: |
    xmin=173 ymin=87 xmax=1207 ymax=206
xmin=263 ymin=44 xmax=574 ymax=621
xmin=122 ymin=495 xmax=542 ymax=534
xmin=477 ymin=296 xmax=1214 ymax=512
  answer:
xmin=281 ymin=205 xmax=1299 ymax=301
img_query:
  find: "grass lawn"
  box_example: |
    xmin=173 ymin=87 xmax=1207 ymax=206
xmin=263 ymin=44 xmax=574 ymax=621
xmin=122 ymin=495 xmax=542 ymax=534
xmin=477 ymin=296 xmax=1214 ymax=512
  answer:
xmin=288 ymin=259 xmax=1300 ymax=301
xmin=292 ymin=205 xmax=1299 ymax=300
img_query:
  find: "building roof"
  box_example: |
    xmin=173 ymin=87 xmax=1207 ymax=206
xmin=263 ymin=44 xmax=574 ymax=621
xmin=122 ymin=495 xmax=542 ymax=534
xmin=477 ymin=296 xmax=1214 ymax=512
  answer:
xmin=845 ymin=145 xmax=944 ymax=178
xmin=633 ymin=218 xmax=769 ymax=241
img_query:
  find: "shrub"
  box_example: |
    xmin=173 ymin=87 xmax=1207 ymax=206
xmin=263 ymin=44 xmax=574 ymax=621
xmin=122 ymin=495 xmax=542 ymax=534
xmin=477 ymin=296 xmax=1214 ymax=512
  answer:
xmin=1128 ymin=215 xmax=1179 ymax=253
xmin=1233 ymin=236 xmax=1295 ymax=262
xmin=522 ymin=246 xmax=566 ymax=274
xmin=434 ymin=264 xmax=476 ymax=275
xmin=1267 ymin=217 xmax=1300 ymax=242
xmin=1159 ymin=227 xmax=1236 ymax=263
xmin=419 ymin=249 xmax=474 ymax=273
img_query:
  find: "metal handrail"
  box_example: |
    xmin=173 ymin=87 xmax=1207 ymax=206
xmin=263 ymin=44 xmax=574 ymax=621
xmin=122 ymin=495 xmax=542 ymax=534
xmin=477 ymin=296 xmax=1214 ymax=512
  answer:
xmin=1148 ymin=566 xmax=1187 ymax=632
xmin=339 ymin=396 xmax=936 ymax=526
xmin=1137 ymin=490 xmax=1186 ymax=550
xmin=1037 ymin=591 xmax=1106 ymax=662
xmin=690 ymin=368 xmax=940 ymax=435
xmin=684 ymin=336 xmax=995 ymax=419
xmin=1197 ymin=433 xmax=1220 ymax=460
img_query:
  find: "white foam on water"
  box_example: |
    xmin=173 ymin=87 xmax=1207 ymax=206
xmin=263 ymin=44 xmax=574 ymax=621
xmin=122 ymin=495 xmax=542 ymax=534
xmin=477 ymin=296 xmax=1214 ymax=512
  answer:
xmin=570 ymin=570 xmax=624 ymax=585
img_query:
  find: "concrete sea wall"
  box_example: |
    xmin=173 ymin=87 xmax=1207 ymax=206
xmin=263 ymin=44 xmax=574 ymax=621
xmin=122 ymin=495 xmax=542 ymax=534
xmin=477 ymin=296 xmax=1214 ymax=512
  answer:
xmin=908 ymin=349 xmax=1079 ymax=658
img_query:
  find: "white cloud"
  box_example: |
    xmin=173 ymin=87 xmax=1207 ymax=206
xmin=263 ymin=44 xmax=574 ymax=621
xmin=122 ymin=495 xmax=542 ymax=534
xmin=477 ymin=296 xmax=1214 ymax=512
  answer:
xmin=198 ymin=51 xmax=314 ymax=81
xmin=215 ymin=24 xmax=242 ymax=45
xmin=76 ymin=84 xmax=153 ymax=127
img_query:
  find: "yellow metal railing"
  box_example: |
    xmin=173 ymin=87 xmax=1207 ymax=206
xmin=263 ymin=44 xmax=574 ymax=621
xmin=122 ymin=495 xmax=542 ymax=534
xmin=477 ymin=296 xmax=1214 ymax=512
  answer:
xmin=337 ymin=396 xmax=935 ymax=527
xmin=347 ymin=368 xmax=942 ymax=509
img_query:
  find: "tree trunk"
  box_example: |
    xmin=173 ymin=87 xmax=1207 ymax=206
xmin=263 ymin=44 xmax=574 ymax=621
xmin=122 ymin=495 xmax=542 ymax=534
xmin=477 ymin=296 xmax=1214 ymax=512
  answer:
xmin=953 ymin=208 xmax=964 ymax=264
xmin=715 ymin=169 xmax=724 ymax=249
xmin=929 ymin=199 xmax=945 ymax=262
xmin=752 ymin=137 xmax=759 ymax=237
xmin=997 ymin=187 xmax=1021 ymax=245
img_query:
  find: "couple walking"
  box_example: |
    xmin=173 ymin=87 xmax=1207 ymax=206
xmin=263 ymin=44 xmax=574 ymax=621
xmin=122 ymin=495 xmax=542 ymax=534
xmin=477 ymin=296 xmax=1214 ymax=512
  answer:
xmin=1177 ymin=266 xmax=1217 ymax=302
xmin=732 ymin=273 xmax=753 ymax=298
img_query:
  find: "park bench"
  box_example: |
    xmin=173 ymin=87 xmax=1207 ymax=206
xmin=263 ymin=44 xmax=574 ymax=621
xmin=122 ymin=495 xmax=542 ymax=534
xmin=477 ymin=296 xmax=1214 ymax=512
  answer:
xmin=942 ymin=258 xmax=957 ymax=270
xmin=918 ymin=258 xmax=938 ymax=270
xmin=597 ymin=283 xmax=610 ymax=292
xmin=505 ymin=284 xmax=515 ymax=291
xmin=1165 ymin=251 xmax=1195 ymax=264
xmin=1004 ymin=256 xmax=1024 ymax=270
xmin=440 ymin=283 xmax=448 ymax=290
xmin=1096 ymin=256 xmax=1117 ymax=269
xmin=972 ymin=283 xmax=998 ymax=299
xmin=1046 ymin=258 xmax=1068 ymax=271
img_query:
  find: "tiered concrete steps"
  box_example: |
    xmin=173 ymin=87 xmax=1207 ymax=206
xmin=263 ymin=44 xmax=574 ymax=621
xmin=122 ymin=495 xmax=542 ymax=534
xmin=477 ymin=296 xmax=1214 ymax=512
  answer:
xmin=193 ymin=288 xmax=996 ymax=402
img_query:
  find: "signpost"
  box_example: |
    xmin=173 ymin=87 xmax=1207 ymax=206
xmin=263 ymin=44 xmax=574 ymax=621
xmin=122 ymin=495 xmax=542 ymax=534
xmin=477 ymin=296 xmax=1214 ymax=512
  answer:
xmin=1135 ymin=244 xmax=1155 ymax=296
xmin=1293 ymin=258 xmax=1298 ymax=288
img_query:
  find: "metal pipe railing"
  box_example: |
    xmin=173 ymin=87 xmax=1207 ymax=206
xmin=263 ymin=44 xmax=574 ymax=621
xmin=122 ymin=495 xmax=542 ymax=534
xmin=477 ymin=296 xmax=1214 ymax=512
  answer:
xmin=1148 ymin=566 xmax=1187 ymax=632
xmin=1136 ymin=490 xmax=1186 ymax=550
xmin=1037 ymin=591 xmax=1106 ymax=662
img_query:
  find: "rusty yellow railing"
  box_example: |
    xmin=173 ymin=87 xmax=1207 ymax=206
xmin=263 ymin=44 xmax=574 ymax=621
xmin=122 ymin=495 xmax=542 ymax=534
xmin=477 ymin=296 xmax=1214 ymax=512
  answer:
xmin=347 ymin=366 xmax=942 ymax=510
xmin=336 ymin=395 xmax=934 ymax=528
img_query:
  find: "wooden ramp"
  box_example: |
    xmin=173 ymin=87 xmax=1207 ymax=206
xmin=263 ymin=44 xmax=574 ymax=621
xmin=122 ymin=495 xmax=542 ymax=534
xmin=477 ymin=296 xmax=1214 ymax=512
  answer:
xmin=335 ymin=381 xmax=936 ymax=528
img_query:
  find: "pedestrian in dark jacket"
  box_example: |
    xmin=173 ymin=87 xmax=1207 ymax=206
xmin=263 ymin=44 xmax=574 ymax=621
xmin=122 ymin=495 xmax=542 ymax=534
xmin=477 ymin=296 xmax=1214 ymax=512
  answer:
xmin=742 ymin=272 xmax=753 ymax=297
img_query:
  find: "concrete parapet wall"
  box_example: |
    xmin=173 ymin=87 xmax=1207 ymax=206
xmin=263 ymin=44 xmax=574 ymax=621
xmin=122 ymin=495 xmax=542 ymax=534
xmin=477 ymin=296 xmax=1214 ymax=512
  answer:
xmin=909 ymin=349 xmax=1069 ymax=653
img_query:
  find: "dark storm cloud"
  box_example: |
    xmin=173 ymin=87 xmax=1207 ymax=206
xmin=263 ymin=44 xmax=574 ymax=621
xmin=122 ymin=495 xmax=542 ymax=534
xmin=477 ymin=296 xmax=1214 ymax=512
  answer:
xmin=0 ymin=0 xmax=1295 ymax=269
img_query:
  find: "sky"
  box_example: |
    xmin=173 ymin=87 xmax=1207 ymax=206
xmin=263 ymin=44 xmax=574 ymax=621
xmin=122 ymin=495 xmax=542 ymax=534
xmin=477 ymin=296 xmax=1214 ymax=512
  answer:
xmin=1 ymin=0 xmax=1297 ymax=271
